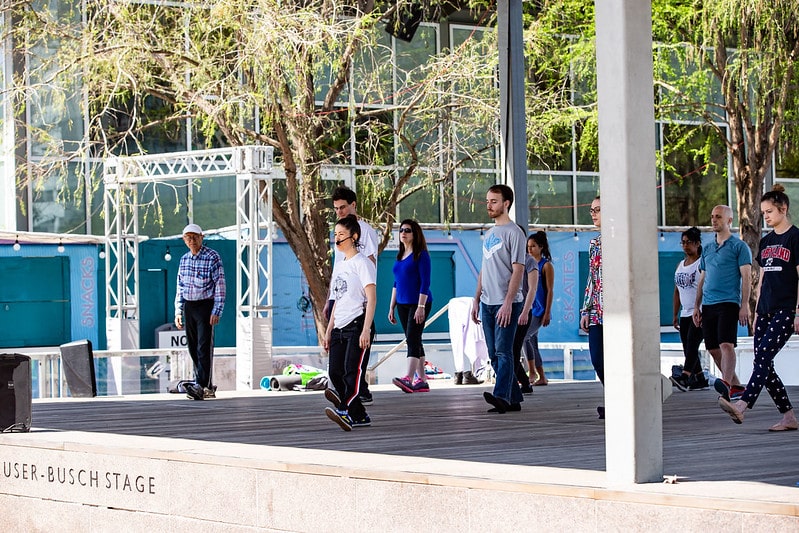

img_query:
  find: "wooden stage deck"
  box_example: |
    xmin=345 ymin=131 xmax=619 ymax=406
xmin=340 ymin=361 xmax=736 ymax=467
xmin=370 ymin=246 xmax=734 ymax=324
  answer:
xmin=30 ymin=380 xmax=799 ymax=488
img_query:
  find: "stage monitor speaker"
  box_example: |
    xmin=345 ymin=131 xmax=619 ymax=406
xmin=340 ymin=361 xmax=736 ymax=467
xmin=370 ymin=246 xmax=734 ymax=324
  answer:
xmin=59 ymin=339 xmax=97 ymax=398
xmin=385 ymin=4 xmax=424 ymax=42
xmin=0 ymin=354 xmax=32 ymax=432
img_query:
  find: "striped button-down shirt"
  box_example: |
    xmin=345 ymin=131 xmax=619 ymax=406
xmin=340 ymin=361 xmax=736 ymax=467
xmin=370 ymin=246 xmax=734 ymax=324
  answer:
xmin=175 ymin=246 xmax=226 ymax=317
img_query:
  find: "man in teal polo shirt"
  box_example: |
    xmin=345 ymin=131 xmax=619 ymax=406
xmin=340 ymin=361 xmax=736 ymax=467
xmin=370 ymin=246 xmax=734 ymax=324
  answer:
xmin=692 ymin=205 xmax=752 ymax=401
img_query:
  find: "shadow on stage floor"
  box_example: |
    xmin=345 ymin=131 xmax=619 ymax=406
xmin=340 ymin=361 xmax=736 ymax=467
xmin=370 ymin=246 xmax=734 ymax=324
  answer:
xmin=31 ymin=381 xmax=799 ymax=488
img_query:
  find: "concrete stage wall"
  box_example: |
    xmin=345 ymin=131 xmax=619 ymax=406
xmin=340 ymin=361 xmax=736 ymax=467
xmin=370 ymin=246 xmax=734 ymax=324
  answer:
xmin=1 ymin=430 xmax=797 ymax=532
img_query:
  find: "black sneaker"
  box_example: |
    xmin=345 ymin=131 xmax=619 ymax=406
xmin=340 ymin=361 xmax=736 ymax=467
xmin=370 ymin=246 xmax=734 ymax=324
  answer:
xmin=520 ymin=384 xmax=534 ymax=395
xmin=392 ymin=376 xmax=414 ymax=393
xmin=688 ymin=373 xmax=709 ymax=391
xmin=669 ymin=374 xmax=689 ymax=392
xmin=483 ymin=391 xmax=509 ymax=413
xmin=714 ymin=378 xmax=731 ymax=401
xmin=359 ymin=394 xmax=374 ymax=405
xmin=730 ymin=385 xmax=746 ymax=401
xmin=185 ymin=383 xmax=204 ymax=401
xmin=411 ymin=379 xmax=430 ymax=392
xmin=488 ymin=403 xmax=521 ymax=413
xmin=324 ymin=407 xmax=353 ymax=431
xmin=324 ymin=388 xmax=341 ymax=409
xmin=597 ymin=406 xmax=605 ymax=419
xmin=350 ymin=414 xmax=371 ymax=428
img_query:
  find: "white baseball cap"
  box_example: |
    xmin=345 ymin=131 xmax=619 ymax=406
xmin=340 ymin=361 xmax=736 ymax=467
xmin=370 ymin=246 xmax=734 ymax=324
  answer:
xmin=182 ymin=223 xmax=203 ymax=235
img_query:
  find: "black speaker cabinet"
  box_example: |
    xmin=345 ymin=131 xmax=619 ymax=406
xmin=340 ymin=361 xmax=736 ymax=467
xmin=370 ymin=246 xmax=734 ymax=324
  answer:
xmin=0 ymin=354 xmax=32 ymax=432
xmin=385 ymin=4 xmax=424 ymax=42
xmin=59 ymin=339 xmax=97 ymax=398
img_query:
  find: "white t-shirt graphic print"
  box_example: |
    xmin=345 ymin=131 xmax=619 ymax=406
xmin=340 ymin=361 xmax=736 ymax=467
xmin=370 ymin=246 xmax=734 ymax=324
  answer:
xmin=330 ymin=252 xmax=377 ymax=328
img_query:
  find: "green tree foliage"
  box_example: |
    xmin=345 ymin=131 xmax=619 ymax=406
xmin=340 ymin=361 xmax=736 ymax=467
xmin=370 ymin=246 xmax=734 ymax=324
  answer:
xmin=5 ymin=0 xmax=499 ymax=338
xmin=655 ymin=0 xmax=799 ymax=319
xmin=523 ymin=1 xmax=799 ymax=322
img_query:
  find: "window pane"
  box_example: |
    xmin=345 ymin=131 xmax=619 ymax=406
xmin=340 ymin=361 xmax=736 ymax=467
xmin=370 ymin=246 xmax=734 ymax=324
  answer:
xmin=31 ymin=162 xmax=87 ymax=233
xmin=398 ymin=174 xmax=441 ymax=223
xmin=355 ymin=170 xmax=393 ymax=224
xmin=778 ymin=182 xmax=799 ymax=213
xmin=454 ymin=171 xmax=497 ymax=223
xmin=353 ymin=110 xmax=395 ymax=166
xmin=529 ymin=124 xmax=573 ymax=172
xmin=87 ymin=161 xmax=104 ymax=236
xmin=661 ymin=124 xmax=727 ymax=226
xmin=193 ymin=177 xmax=236 ymax=231
xmin=528 ymin=173 xmax=574 ymax=225
xmin=396 ymin=25 xmax=437 ymax=89
xmin=27 ymin=0 xmax=83 ymax=157
xmin=351 ymin=29 xmax=393 ymax=105
xmin=137 ymin=179 xmax=189 ymax=237
xmin=451 ymin=25 xmax=497 ymax=171
xmin=98 ymin=97 xmax=189 ymax=156
xmin=654 ymin=45 xmax=724 ymax=121
xmin=575 ymin=174 xmax=601 ymax=225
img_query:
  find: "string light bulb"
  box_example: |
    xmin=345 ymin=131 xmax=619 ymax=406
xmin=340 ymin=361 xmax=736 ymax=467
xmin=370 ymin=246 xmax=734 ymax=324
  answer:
xmin=164 ymin=246 xmax=172 ymax=262
xmin=659 ymin=231 xmax=665 ymax=242
xmin=98 ymin=245 xmax=106 ymax=259
xmin=573 ymin=230 xmax=579 ymax=241
xmin=57 ymin=239 xmax=65 ymax=253
xmin=480 ymin=227 xmax=485 ymax=240
xmin=12 ymin=235 xmax=20 ymax=252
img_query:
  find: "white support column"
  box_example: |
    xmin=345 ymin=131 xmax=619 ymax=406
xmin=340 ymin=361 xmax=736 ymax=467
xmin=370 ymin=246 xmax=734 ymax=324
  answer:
xmin=595 ymin=1 xmax=662 ymax=483
xmin=497 ymin=0 xmax=529 ymax=228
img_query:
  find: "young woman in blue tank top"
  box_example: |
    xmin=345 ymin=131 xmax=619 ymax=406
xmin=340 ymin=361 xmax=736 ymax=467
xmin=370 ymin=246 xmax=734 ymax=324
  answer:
xmin=718 ymin=185 xmax=799 ymax=431
xmin=523 ymin=231 xmax=554 ymax=386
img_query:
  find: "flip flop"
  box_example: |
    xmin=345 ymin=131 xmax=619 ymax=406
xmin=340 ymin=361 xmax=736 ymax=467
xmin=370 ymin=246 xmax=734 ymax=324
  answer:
xmin=768 ymin=423 xmax=799 ymax=432
xmin=718 ymin=397 xmax=744 ymax=424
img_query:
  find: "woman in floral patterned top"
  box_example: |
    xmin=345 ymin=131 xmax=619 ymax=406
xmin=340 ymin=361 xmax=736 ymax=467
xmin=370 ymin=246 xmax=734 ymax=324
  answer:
xmin=579 ymin=196 xmax=604 ymax=418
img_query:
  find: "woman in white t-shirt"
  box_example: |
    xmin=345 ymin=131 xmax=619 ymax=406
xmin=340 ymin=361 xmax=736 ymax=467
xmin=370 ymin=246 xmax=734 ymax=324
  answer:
xmin=671 ymin=227 xmax=708 ymax=391
xmin=322 ymin=215 xmax=377 ymax=431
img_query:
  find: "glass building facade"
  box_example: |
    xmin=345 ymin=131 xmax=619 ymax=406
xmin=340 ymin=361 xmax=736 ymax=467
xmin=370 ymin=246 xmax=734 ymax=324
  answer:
xmin=3 ymin=5 xmax=796 ymax=236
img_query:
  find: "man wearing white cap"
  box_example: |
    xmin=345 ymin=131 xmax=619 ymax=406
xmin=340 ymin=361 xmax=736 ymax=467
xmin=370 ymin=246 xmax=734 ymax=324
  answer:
xmin=175 ymin=223 xmax=226 ymax=400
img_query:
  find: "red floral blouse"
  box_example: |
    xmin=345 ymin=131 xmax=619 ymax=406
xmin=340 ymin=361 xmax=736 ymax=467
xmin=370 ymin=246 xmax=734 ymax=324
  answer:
xmin=581 ymin=234 xmax=603 ymax=326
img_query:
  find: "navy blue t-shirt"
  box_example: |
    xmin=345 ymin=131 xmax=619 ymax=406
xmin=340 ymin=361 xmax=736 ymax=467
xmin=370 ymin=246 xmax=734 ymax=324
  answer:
xmin=756 ymin=225 xmax=799 ymax=314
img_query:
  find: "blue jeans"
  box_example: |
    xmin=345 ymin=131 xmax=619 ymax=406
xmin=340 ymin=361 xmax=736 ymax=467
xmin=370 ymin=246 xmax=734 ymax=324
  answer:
xmin=481 ymin=302 xmax=523 ymax=404
xmin=588 ymin=324 xmax=604 ymax=385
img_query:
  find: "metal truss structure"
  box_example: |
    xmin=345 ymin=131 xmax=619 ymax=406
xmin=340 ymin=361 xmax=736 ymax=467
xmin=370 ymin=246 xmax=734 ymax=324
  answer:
xmin=103 ymin=146 xmax=276 ymax=389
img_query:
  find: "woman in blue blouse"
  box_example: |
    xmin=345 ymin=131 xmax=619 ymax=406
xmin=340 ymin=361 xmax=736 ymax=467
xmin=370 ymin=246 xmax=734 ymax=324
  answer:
xmin=388 ymin=219 xmax=433 ymax=393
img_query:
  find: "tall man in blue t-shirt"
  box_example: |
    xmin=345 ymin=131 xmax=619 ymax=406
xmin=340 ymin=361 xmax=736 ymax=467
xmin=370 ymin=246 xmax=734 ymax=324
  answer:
xmin=471 ymin=184 xmax=527 ymax=413
xmin=692 ymin=205 xmax=752 ymax=401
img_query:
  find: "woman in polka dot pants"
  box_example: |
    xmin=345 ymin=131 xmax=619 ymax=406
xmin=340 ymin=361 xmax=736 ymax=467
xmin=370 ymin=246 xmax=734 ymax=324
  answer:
xmin=718 ymin=184 xmax=799 ymax=431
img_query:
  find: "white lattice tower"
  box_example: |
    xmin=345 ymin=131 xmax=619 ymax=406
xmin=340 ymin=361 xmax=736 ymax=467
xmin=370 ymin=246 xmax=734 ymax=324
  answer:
xmin=103 ymin=146 xmax=275 ymax=389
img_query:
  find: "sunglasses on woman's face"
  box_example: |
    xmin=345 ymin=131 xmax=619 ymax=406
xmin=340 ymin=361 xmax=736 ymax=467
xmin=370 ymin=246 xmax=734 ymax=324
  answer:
xmin=398 ymin=228 xmax=413 ymax=234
